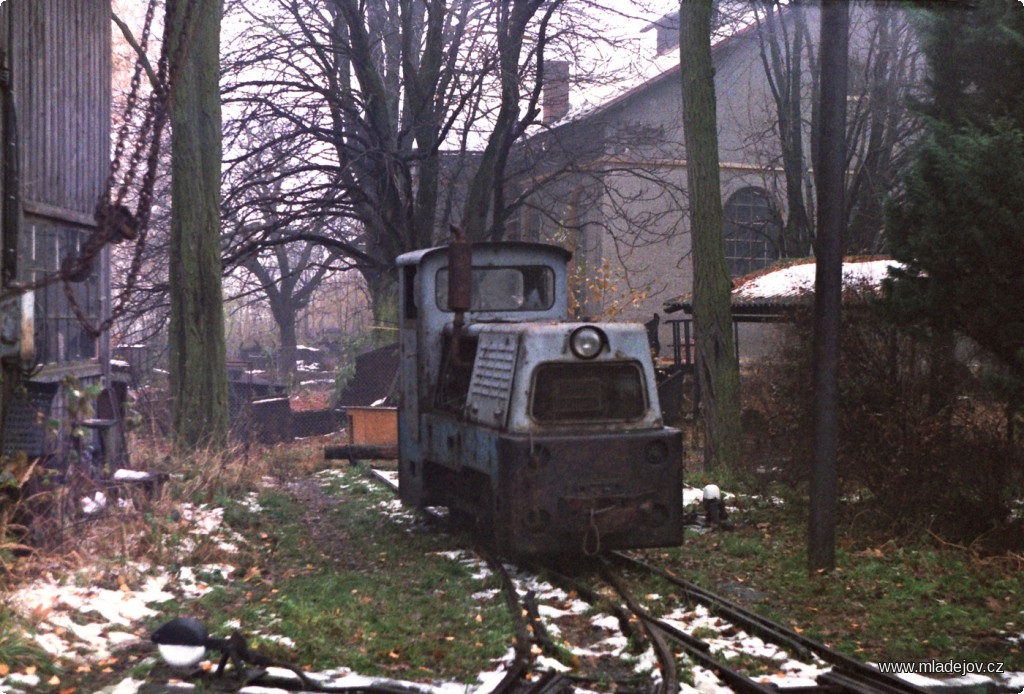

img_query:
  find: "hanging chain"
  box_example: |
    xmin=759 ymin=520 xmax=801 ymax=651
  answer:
xmin=105 ymin=0 xmax=158 ymax=212
xmin=62 ymin=0 xmax=201 ymax=339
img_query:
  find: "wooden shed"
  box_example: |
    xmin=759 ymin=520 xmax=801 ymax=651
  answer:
xmin=1 ymin=0 xmax=114 ymax=458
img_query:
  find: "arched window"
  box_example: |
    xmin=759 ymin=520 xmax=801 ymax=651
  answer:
xmin=722 ymin=187 xmax=781 ymax=277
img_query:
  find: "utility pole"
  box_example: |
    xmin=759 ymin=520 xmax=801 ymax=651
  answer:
xmin=808 ymin=0 xmax=849 ymax=573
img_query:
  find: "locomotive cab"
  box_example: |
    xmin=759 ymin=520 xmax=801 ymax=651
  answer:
xmin=396 ymin=242 xmax=682 ymax=555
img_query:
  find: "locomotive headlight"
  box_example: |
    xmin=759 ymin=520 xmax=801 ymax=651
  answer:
xmin=569 ymin=326 xmax=606 ymax=359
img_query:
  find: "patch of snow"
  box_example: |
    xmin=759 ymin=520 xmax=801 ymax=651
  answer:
xmin=112 ymin=469 xmax=156 ymax=481
xmin=176 ymin=503 xmax=246 ymax=552
xmin=2 ymin=499 xmax=244 ymax=675
xmin=175 ymin=564 xmax=235 ymax=599
xmin=683 ymin=665 xmax=735 ymax=693
xmin=1 ymin=671 xmax=42 ymax=689
xmin=590 ymin=614 xmax=622 ymax=631
xmin=378 ymin=499 xmax=405 ymax=514
xmin=94 ymin=677 xmax=147 ymax=694
xmin=259 ymin=633 xmax=297 ymax=649
xmin=238 ymin=491 xmax=263 ymax=514
xmin=475 ymin=662 xmax=516 ymax=693
xmin=8 ymin=570 xmax=174 ymax=661
xmin=1001 ymin=671 xmax=1024 ymax=688
xmin=536 ymin=603 xmax=579 ymax=620
xmin=81 ymin=491 xmax=108 ymax=514
xmin=632 ymin=645 xmax=658 ymax=675
xmin=534 ymin=655 xmax=571 ymax=673
xmin=662 ymin=604 xmax=831 ymax=688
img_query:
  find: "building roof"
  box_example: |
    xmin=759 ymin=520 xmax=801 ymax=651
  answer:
xmin=549 ymin=5 xmax=772 ymax=129
xmin=663 ymin=257 xmax=902 ymax=318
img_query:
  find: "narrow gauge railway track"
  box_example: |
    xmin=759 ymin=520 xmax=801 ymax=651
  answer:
xmin=596 ymin=553 xmax=933 ymax=694
xmin=369 ymin=467 xmax=577 ymax=693
xmin=365 ymin=466 xmax=933 ymax=694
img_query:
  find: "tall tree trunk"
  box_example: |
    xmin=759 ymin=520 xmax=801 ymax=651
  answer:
xmin=272 ymin=298 xmax=298 ymax=380
xmin=808 ymin=0 xmax=849 ymax=573
xmin=680 ymin=0 xmax=742 ymax=471
xmin=167 ymin=0 xmax=229 ymax=452
xmin=364 ymin=268 xmax=398 ymax=345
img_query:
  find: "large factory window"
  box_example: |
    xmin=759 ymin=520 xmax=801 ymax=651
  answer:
xmin=531 ymin=361 xmax=646 ymax=423
xmin=20 ymin=222 xmax=100 ymax=365
xmin=722 ymin=187 xmax=781 ymax=277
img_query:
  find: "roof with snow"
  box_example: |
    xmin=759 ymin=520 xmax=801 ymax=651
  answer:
xmin=663 ymin=258 xmax=902 ymax=318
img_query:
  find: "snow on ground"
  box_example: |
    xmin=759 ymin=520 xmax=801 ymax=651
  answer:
xmin=662 ymin=603 xmax=828 ymax=689
xmin=7 ymin=569 xmax=174 ymax=662
xmin=4 ymin=469 xmax=1022 ymax=693
xmin=0 ymin=501 xmax=248 ymax=692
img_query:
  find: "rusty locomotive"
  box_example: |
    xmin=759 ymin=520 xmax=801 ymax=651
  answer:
xmin=396 ymin=236 xmax=683 ymax=556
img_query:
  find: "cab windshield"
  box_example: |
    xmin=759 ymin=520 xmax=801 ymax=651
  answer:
xmin=436 ymin=265 xmax=555 ymax=312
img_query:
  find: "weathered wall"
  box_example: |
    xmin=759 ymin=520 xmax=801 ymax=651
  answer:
xmin=1 ymin=0 xmax=112 ymax=371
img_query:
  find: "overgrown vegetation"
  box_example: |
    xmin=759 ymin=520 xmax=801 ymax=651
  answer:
xmin=659 ymin=492 xmax=1024 ymax=669
xmin=741 ymin=300 xmax=1024 ymax=547
xmin=1 ymin=424 xmax=1022 ymax=687
xmin=1 ymin=435 xmax=519 ymax=689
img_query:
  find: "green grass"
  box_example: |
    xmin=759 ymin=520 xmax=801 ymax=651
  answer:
xmin=170 ymin=465 xmax=513 ymax=683
xmin=0 ymin=606 xmax=52 ymax=676
xmin=646 ymin=492 xmax=1024 ymax=670
xmin=5 ymin=437 xmax=1023 ymax=689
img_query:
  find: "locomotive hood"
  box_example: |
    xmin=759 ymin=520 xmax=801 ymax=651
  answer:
xmin=460 ymin=321 xmax=665 ymax=434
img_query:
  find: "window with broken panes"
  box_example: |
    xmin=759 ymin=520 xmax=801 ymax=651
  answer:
xmin=20 ymin=221 xmax=100 ymax=364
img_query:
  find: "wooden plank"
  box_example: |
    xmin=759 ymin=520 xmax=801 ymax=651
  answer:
xmin=23 ymin=199 xmax=96 ymax=228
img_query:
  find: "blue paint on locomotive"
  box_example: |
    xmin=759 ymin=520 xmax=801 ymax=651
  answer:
xmin=395 ymin=241 xmax=683 ymax=556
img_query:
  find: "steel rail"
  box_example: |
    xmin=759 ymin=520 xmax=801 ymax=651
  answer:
xmin=365 ymin=466 xmax=574 ymax=693
xmin=609 ymin=551 xmax=814 ymax=661
xmin=597 ymin=557 xmax=791 ymax=694
xmin=610 ymin=551 xmax=932 ymax=694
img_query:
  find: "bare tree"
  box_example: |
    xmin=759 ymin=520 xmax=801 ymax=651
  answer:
xmin=750 ymin=1 xmax=922 ymax=256
xmin=219 ymin=0 xmax=577 ymax=328
xmin=217 ymin=126 xmax=349 ymax=376
xmin=218 ymin=0 xmax=673 ymax=329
